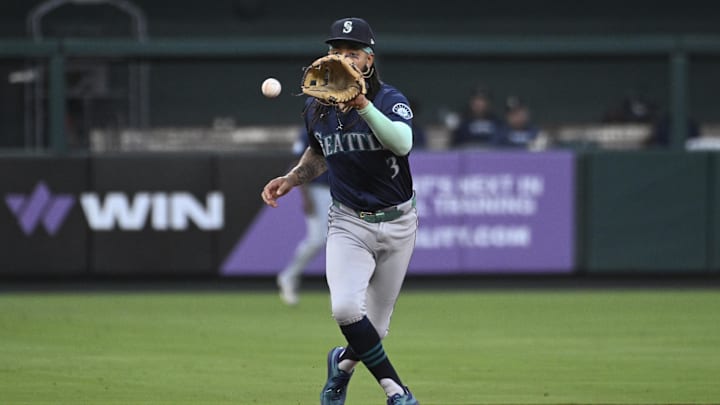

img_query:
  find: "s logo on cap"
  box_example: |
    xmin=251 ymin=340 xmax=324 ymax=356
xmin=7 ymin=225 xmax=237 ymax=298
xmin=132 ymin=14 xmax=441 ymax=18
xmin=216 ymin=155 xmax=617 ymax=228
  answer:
xmin=342 ymin=21 xmax=353 ymax=33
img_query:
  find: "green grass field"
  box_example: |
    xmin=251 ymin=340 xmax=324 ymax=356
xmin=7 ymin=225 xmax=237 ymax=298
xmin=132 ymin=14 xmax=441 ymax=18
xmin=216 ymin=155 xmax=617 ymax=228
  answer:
xmin=1 ymin=287 xmax=719 ymax=404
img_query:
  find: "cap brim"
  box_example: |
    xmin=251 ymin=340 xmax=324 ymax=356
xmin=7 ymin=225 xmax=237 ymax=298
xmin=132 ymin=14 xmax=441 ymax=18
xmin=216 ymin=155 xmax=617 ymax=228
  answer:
xmin=325 ymin=37 xmax=372 ymax=48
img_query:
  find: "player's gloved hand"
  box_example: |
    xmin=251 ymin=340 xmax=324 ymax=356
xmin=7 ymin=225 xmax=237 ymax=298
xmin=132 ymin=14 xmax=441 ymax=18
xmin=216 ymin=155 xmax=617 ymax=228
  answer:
xmin=301 ymin=54 xmax=366 ymax=109
xmin=339 ymin=93 xmax=370 ymax=112
xmin=261 ymin=174 xmax=299 ymax=208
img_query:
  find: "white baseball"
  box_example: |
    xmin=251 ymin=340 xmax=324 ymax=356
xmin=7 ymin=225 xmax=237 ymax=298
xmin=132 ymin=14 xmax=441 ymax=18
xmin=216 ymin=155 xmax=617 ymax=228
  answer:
xmin=261 ymin=78 xmax=282 ymax=98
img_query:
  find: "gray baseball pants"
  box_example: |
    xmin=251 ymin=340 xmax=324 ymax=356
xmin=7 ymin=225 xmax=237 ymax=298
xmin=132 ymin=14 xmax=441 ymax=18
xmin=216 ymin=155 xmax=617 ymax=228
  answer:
xmin=325 ymin=196 xmax=418 ymax=338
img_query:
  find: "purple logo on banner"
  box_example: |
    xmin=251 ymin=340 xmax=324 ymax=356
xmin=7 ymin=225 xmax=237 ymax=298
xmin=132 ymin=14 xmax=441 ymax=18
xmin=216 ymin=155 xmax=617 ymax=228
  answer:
xmin=220 ymin=151 xmax=575 ymax=276
xmin=5 ymin=181 xmax=75 ymax=236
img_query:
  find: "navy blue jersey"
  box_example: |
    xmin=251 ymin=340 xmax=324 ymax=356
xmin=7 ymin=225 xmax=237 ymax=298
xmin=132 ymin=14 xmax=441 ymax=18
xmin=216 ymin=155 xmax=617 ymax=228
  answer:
xmin=294 ymin=127 xmax=330 ymax=185
xmin=496 ymin=124 xmax=540 ymax=148
xmin=451 ymin=115 xmax=502 ymax=147
xmin=304 ymin=83 xmax=414 ymax=212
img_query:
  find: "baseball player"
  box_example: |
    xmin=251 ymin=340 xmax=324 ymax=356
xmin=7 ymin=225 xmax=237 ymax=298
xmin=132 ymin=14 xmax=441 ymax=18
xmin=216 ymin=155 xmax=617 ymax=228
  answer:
xmin=261 ymin=17 xmax=419 ymax=405
xmin=276 ymin=128 xmax=332 ymax=306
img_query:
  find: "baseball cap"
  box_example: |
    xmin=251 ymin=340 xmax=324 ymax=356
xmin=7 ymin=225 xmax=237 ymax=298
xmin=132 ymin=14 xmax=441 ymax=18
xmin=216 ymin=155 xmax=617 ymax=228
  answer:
xmin=505 ymin=96 xmax=526 ymax=112
xmin=472 ymin=86 xmax=493 ymax=100
xmin=325 ymin=17 xmax=376 ymax=50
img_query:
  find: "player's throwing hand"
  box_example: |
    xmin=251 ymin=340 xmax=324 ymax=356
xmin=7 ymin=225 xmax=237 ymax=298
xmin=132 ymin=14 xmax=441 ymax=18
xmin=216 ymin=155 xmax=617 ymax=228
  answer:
xmin=261 ymin=175 xmax=296 ymax=207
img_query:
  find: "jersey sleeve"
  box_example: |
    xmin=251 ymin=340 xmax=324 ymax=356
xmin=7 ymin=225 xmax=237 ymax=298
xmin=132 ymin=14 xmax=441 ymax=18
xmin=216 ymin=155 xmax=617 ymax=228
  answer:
xmin=378 ymin=89 xmax=414 ymax=126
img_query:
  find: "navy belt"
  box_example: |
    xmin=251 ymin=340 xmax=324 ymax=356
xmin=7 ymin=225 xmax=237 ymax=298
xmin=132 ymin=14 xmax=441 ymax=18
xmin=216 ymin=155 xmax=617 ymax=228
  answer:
xmin=333 ymin=194 xmax=416 ymax=224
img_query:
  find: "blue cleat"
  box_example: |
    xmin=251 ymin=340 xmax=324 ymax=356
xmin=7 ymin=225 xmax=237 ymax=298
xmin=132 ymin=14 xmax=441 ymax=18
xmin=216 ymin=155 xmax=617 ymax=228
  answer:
xmin=320 ymin=346 xmax=354 ymax=405
xmin=386 ymin=387 xmax=419 ymax=405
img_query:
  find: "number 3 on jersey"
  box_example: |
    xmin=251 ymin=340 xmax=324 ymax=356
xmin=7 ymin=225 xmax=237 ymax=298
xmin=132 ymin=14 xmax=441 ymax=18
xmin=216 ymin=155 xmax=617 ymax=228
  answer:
xmin=386 ymin=157 xmax=400 ymax=179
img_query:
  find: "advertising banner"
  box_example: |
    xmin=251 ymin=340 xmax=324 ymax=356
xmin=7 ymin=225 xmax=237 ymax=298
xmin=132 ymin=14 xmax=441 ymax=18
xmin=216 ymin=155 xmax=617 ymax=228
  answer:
xmin=89 ymin=156 xmax=218 ymax=274
xmin=0 ymin=157 xmax=89 ymax=274
xmin=220 ymin=150 xmax=575 ymax=276
xmin=0 ymin=151 xmax=574 ymax=276
xmin=411 ymin=151 xmax=575 ymax=273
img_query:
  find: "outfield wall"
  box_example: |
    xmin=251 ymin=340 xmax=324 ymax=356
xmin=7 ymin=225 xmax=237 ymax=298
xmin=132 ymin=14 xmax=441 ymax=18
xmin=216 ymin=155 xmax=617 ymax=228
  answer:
xmin=581 ymin=152 xmax=712 ymax=273
xmin=0 ymin=151 xmax=716 ymax=276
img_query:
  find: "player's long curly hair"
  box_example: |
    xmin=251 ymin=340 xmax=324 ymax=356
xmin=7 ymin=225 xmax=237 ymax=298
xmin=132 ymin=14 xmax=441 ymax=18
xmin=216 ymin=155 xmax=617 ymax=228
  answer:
xmin=303 ymin=62 xmax=382 ymax=130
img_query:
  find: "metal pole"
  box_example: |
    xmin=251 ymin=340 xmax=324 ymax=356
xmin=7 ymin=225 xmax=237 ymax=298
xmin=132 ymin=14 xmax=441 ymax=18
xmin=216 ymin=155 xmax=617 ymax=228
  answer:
xmin=34 ymin=64 xmax=45 ymax=150
xmin=49 ymin=52 xmax=67 ymax=153
xmin=669 ymin=51 xmax=688 ymax=150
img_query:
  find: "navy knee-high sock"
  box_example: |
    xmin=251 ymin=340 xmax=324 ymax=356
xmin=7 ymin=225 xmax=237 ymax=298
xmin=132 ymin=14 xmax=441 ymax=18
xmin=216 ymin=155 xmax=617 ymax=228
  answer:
xmin=339 ymin=316 xmax=403 ymax=386
xmin=339 ymin=345 xmax=360 ymax=362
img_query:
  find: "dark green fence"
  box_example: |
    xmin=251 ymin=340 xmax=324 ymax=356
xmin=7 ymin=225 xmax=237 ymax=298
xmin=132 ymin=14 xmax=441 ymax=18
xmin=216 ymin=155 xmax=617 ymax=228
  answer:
xmin=581 ymin=151 xmax=712 ymax=273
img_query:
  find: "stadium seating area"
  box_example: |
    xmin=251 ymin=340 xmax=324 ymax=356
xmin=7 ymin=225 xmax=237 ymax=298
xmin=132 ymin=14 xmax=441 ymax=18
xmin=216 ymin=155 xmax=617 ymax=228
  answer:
xmin=1 ymin=0 xmax=719 ymax=151
xmin=87 ymin=123 xmax=658 ymax=152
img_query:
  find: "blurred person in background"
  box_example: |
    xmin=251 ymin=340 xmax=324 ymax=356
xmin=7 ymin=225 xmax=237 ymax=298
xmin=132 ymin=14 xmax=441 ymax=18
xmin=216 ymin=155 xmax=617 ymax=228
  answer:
xmin=495 ymin=96 xmax=539 ymax=149
xmin=449 ymin=86 xmax=502 ymax=149
xmin=602 ymin=92 xmax=658 ymax=124
xmin=648 ymin=113 xmax=700 ymax=147
xmin=276 ymin=127 xmax=331 ymax=306
xmin=602 ymin=91 xmax=700 ymax=147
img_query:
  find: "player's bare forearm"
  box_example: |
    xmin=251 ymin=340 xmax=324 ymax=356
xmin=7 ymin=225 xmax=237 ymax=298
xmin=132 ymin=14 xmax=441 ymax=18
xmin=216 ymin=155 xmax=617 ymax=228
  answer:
xmin=286 ymin=147 xmax=327 ymax=186
xmin=261 ymin=148 xmax=326 ymax=208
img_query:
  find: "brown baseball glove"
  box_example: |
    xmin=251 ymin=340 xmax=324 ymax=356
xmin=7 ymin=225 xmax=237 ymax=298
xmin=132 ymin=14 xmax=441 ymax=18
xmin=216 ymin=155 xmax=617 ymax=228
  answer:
xmin=301 ymin=54 xmax=366 ymax=105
